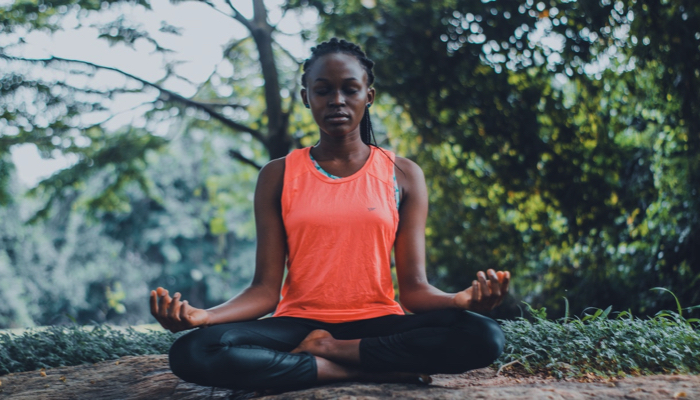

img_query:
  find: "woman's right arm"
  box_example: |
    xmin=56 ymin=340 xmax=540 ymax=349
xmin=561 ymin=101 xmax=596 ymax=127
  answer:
xmin=150 ymin=158 xmax=287 ymax=332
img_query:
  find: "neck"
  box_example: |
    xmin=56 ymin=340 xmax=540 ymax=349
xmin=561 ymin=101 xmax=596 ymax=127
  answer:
xmin=314 ymin=130 xmax=370 ymax=161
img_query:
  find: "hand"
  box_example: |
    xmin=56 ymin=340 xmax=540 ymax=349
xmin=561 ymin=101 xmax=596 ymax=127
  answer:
xmin=150 ymin=287 xmax=210 ymax=333
xmin=453 ymin=269 xmax=510 ymax=313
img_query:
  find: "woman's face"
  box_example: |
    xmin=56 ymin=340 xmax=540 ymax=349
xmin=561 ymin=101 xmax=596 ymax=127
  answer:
xmin=301 ymin=53 xmax=375 ymax=138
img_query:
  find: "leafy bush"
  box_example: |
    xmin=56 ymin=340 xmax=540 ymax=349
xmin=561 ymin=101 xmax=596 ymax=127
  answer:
xmin=496 ymin=293 xmax=700 ymax=379
xmin=2 ymin=292 xmax=698 ymax=379
xmin=0 ymin=325 xmax=181 ymax=375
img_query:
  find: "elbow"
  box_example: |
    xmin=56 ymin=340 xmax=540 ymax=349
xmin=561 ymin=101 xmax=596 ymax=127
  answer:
xmin=398 ymin=282 xmax=423 ymax=313
xmin=246 ymin=281 xmax=281 ymax=314
xmin=261 ymin=285 xmax=282 ymax=313
xmin=266 ymin=295 xmax=280 ymax=313
xmin=398 ymin=292 xmax=421 ymax=314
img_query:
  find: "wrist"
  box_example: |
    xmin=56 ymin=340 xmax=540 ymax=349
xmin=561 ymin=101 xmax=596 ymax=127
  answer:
xmin=453 ymin=290 xmax=471 ymax=311
xmin=201 ymin=309 xmax=216 ymax=327
xmin=450 ymin=293 xmax=459 ymax=308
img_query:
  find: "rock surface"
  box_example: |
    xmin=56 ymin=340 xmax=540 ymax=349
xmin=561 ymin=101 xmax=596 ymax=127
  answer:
xmin=0 ymin=355 xmax=698 ymax=399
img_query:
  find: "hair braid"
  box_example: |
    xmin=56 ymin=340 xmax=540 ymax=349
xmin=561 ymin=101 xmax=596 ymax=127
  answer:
xmin=301 ymin=38 xmax=377 ymax=146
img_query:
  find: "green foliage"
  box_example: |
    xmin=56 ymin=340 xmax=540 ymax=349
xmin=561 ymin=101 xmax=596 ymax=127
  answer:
xmin=3 ymin=298 xmax=698 ymax=379
xmin=496 ymin=300 xmax=700 ymax=379
xmin=292 ymin=0 xmax=700 ymax=318
xmin=0 ymin=325 xmax=180 ymax=375
xmin=3 ymin=0 xmax=700 ymax=333
xmin=0 ymin=130 xmax=257 ymax=329
xmin=0 ymin=0 xmax=294 ymax=221
xmin=0 ymin=154 xmax=13 ymax=206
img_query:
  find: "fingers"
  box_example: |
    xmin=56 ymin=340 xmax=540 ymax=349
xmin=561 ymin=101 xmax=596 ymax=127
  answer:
xmin=159 ymin=289 xmax=175 ymax=330
xmin=169 ymin=293 xmax=182 ymax=324
xmin=158 ymin=289 xmax=172 ymax=319
xmin=501 ymin=271 xmax=511 ymax=295
xmin=477 ymin=271 xmax=491 ymax=297
xmin=472 ymin=280 xmax=481 ymax=303
xmin=150 ymin=287 xmax=178 ymax=331
xmin=180 ymin=300 xmax=190 ymax=325
xmin=464 ymin=270 xmax=512 ymax=313
xmin=486 ymin=269 xmax=501 ymax=297
xmin=150 ymin=289 xmax=159 ymax=316
xmin=150 ymin=287 xmax=168 ymax=315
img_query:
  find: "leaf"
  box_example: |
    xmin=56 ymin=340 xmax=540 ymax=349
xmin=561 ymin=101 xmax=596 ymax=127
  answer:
xmin=651 ymin=287 xmax=683 ymax=317
xmin=209 ymin=217 xmax=228 ymax=235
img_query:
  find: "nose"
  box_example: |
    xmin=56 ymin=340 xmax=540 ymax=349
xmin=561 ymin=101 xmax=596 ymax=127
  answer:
xmin=329 ymin=90 xmax=345 ymax=106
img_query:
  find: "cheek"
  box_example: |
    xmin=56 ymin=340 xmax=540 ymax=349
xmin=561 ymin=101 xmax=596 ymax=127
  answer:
xmin=310 ymin=107 xmax=325 ymax=125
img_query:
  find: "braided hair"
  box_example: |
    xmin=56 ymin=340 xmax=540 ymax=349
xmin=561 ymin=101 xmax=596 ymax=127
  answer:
xmin=301 ymin=38 xmax=377 ymax=146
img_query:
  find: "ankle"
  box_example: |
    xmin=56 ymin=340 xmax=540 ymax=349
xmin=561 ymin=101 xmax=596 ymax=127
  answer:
xmin=314 ymin=336 xmax=334 ymax=355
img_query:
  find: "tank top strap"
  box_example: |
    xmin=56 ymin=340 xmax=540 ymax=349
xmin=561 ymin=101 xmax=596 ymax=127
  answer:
xmin=366 ymin=147 xmax=396 ymax=186
xmin=283 ymin=147 xmax=311 ymax=183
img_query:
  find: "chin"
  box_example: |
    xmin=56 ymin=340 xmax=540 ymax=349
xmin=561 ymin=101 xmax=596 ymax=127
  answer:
xmin=322 ymin=125 xmax=357 ymax=137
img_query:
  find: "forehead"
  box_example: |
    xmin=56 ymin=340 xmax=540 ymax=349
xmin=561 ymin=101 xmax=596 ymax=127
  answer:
xmin=306 ymin=53 xmax=368 ymax=83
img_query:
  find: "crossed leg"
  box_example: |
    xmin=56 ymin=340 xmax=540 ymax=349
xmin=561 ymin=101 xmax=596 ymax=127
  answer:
xmin=168 ymin=309 xmax=504 ymax=390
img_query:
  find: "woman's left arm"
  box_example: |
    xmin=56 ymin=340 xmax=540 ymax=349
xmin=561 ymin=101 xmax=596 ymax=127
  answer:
xmin=393 ymin=157 xmax=510 ymax=314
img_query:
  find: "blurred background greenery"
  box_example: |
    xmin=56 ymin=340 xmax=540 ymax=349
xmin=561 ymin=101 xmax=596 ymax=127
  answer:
xmin=0 ymin=0 xmax=698 ymax=329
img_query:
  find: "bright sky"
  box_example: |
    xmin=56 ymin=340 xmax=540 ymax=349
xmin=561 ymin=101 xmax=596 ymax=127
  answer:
xmin=8 ymin=0 xmax=317 ymax=188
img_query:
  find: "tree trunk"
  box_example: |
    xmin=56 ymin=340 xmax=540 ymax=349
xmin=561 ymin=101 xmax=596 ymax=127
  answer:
xmin=250 ymin=0 xmax=293 ymax=160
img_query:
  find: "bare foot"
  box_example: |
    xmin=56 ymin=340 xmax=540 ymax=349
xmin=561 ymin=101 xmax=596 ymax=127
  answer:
xmin=291 ymin=329 xmax=333 ymax=355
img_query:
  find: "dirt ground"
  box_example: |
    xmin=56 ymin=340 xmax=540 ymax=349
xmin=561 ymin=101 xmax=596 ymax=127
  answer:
xmin=0 ymin=355 xmax=698 ymax=399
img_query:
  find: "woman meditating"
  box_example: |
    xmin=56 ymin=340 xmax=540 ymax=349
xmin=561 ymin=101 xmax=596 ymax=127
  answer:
xmin=150 ymin=38 xmax=510 ymax=390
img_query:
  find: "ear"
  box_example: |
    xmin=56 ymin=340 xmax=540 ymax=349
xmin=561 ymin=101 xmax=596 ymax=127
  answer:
xmin=366 ymin=87 xmax=376 ymax=107
xmin=300 ymin=88 xmax=309 ymax=107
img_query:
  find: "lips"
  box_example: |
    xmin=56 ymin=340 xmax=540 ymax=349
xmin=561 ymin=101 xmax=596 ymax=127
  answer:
xmin=325 ymin=113 xmax=350 ymax=123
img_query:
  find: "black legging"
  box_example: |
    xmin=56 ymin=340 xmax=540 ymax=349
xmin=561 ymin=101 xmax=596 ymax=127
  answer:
xmin=168 ymin=309 xmax=504 ymax=390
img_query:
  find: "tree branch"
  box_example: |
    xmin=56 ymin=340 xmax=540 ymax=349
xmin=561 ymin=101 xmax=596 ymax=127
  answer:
xmin=284 ymin=52 xmax=302 ymax=116
xmin=87 ymin=100 xmax=155 ymax=129
xmin=269 ymin=7 xmax=289 ymax=32
xmin=252 ymin=0 xmax=269 ymax=26
xmin=1 ymin=53 xmax=266 ymax=143
xmin=192 ymin=0 xmax=255 ymax=38
xmin=223 ymin=36 xmax=251 ymax=57
xmin=227 ymin=149 xmax=262 ymax=170
xmin=222 ymin=0 xmax=253 ymax=30
xmin=273 ymin=38 xmax=303 ymax=65
xmin=189 ymin=100 xmax=248 ymax=109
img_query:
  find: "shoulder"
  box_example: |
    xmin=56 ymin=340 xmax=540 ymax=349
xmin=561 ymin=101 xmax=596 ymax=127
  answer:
xmin=255 ymin=157 xmax=286 ymax=200
xmin=395 ymin=156 xmax=425 ymax=183
xmin=260 ymin=156 xmax=286 ymax=178
xmin=394 ymin=156 xmax=427 ymax=204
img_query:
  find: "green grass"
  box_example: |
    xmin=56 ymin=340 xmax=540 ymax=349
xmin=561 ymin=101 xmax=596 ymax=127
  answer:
xmin=2 ymin=292 xmax=699 ymax=379
xmin=494 ymin=291 xmax=700 ymax=379
xmin=0 ymin=325 xmax=181 ymax=375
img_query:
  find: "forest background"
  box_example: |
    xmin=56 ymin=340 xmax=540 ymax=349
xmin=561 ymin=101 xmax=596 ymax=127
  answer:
xmin=0 ymin=0 xmax=698 ymax=329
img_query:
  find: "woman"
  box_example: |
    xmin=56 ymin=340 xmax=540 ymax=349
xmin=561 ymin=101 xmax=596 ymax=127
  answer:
xmin=150 ymin=38 xmax=510 ymax=390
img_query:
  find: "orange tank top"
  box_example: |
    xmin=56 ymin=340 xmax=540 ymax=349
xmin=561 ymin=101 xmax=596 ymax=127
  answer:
xmin=273 ymin=146 xmax=405 ymax=323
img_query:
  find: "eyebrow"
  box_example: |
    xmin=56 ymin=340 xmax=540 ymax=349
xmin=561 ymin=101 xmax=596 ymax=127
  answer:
xmin=314 ymin=77 xmax=360 ymax=82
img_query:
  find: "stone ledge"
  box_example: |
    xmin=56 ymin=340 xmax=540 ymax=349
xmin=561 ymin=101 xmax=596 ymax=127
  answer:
xmin=0 ymin=355 xmax=697 ymax=399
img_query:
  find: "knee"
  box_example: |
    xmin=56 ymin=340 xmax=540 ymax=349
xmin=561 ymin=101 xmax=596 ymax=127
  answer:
xmin=451 ymin=313 xmax=505 ymax=371
xmin=476 ymin=317 xmax=505 ymax=366
xmin=168 ymin=332 xmax=201 ymax=383
xmin=168 ymin=327 xmax=274 ymax=388
xmin=169 ymin=329 xmax=227 ymax=385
